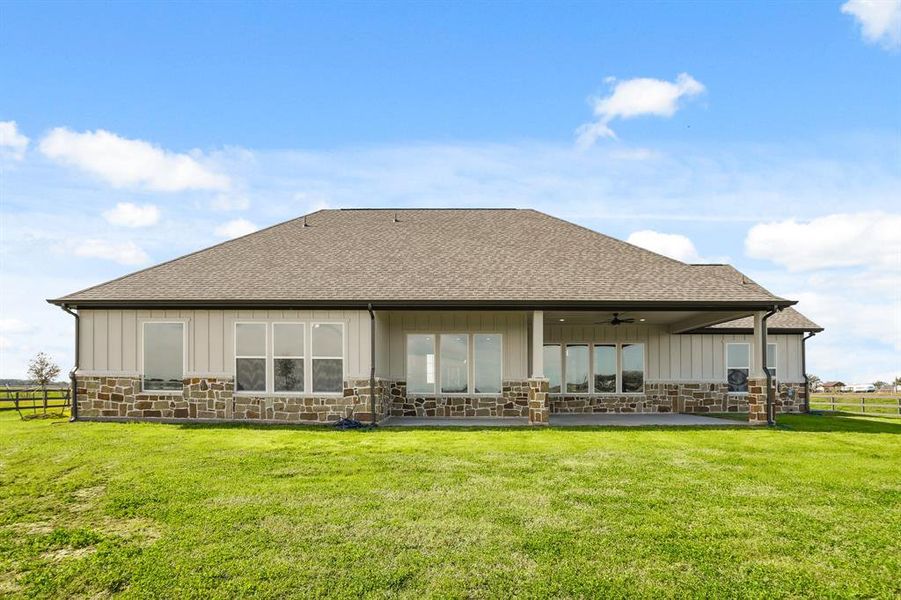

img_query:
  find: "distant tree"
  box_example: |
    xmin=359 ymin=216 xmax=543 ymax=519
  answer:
xmin=873 ymin=380 xmax=888 ymax=390
xmin=894 ymin=376 xmax=901 ymax=387
xmin=27 ymin=352 xmax=60 ymax=414
xmin=807 ymin=374 xmax=821 ymax=389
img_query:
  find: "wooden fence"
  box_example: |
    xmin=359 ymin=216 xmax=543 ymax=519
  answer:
xmin=0 ymin=386 xmax=71 ymax=415
xmin=809 ymin=395 xmax=901 ymax=417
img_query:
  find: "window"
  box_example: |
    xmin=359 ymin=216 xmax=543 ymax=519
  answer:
xmin=407 ymin=334 xmax=436 ymax=394
xmin=273 ymin=323 xmax=304 ymax=392
xmin=766 ymin=343 xmax=777 ymax=380
xmin=593 ymin=344 xmax=616 ymax=393
xmin=726 ymin=343 xmax=750 ymax=393
xmin=474 ymin=334 xmax=502 ymax=394
xmin=565 ymin=344 xmax=589 ymax=393
xmin=440 ymin=334 xmax=469 ymax=393
xmin=312 ymin=323 xmax=343 ymax=393
xmin=236 ymin=323 xmax=267 ymax=392
xmin=621 ymin=343 xmax=645 ymax=393
xmin=142 ymin=322 xmax=184 ymax=392
xmin=543 ymin=344 xmax=562 ymax=393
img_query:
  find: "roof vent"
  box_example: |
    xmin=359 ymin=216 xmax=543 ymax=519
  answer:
xmin=303 ymin=215 xmax=310 ymax=228
xmin=393 ymin=211 xmax=399 ymax=223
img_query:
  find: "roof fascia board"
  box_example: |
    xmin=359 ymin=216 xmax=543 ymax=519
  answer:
xmin=47 ymin=298 xmax=797 ymax=310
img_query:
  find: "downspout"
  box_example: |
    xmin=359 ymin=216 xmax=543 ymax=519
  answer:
xmin=761 ymin=306 xmax=779 ymax=425
xmin=801 ymin=332 xmax=816 ymax=413
xmin=367 ymin=303 xmax=376 ymax=426
xmin=59 ymin=304 xmax=79 ymax=422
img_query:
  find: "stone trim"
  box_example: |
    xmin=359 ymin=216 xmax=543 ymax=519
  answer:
xmin=75 ymin=375 xmax=396 ymax=424
xmin=389 ymin=380 xmax=530 ymax=418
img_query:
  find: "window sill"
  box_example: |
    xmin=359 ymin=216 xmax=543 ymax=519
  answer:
xmin=140 ymin=390 xmax=183 ymax=396
xmin=234 ymin=392 xmax=344 ymax=398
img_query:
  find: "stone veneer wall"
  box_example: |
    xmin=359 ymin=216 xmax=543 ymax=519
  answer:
xmin=76 ymin=375 xmax=395 ymax=424
xmin=548 ymin=381 xmax=806 ymax=415
xmin=389 ymin=380 xmax=530 ymax=418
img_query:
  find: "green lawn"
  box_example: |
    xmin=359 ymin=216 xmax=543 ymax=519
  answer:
xmin=1 ymin=412 xmax=899 ymax=598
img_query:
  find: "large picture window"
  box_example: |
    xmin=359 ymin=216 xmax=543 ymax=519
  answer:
xmin=273 ymin=323 xmax=304 ymax=392
xmin=236 ymin=323 xmax=267 ymax=392
xmin=440 ymin=334 xmax=469 ymax=393
xmin=312 ymin=323 xmax=344 ymax=393
xmin=473 ymin=334 xmax=502 ymax=394
xmin=621 ymin=343 xmax=645 ymax=393
xmin=142 ymin=322 xmax=184 ymax=392
xmin=543 ymin=344 xmax=562 ymax=393
xmin=407 ymin=334 xmax=436 ymax=394
xmin=593 ymin=344 xmax=616 ymax=393
xmin=565 ymin=344 xmax=589 ymax=393
xmin=727 ymin=343 xmax=750 ymax=393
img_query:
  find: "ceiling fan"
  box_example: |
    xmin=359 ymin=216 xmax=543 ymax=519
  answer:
xmin=597 ymin=312 xmax=636 ymax=326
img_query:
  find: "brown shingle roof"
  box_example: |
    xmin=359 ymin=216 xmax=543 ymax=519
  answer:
xmin=51 ymin=209 xmax=797 ymax=308
xmin=691 ymin=265 xmax=821 ymax=332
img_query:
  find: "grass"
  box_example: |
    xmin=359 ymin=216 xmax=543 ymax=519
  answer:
xmin=1 ymin=411 xmax=899 ymax=598
xmin=810 ymin=394 xmax=901 ymax=416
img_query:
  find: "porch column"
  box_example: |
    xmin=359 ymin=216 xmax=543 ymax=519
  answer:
xmin=531 ymin=310 xmax=544 ymax=378
xmin=528 ymin=310 xmax=549 ymax=425
xmin=748 ymin=311 xmax=768 ymax=425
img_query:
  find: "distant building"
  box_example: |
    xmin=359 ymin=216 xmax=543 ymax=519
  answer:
xmin=822 ymin=381 xmax=845 ymax=392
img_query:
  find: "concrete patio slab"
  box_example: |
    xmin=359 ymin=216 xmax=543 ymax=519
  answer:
xmin=381 ymin=414 xmax=747 ymax=427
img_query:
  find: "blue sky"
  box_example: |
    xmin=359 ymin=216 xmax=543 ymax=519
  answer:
xmin=1 ymin=1 xmax=899 ymax=382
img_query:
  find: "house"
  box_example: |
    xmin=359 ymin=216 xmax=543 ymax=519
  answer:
xmin=49 ymin=208 xmax=823 ymax=426
xmin=822 ymin=381 xmax=845 ymax=392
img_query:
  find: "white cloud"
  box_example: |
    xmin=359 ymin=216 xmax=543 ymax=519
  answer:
xmin=0 ymin=120 xmax=29 ymax=160
xmin=841 ymin=0 xmax=901 ymax=50
xmin=215 ymin=218 xmax=258 ymax=239
xmin=210 ymin=193 xmax=250 ymax=211
xmin=102 ymin=202 xmax=160 ymax=227
xmin=745 ymin=212 xmax=901 ymax=271
xmin=0 ymin=318 xmax=33 ymax=334
xmin=39 ymin=127 xmax=230 ymax=191
xmin=576 ymin=73 xmax=705 ymax=146
xmin=73 ymin=239 xmax=150 ymax=265
xmin=626 ymin=230 xmax=726 ymax=264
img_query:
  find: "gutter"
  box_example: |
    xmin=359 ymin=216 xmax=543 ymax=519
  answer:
xmin=801 ymin=332 xmax=817 ymax=413
xmin=58 ymin=304 xmax=79 ymax=422
xmin=761 ymin=306 xmax=779 ymax=426
xmin=46 ymin=298 xmax=798 ymax=311
xmin=368 ymin=303 xmax=376 ymax=426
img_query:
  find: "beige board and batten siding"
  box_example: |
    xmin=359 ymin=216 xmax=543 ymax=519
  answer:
xmin=545 ymin=323 xmax=805 ymax=383
xmin=77 ymin=309 xmax=372 ymax=378
xmin=378 ymin=311 xmax=529 ymax=381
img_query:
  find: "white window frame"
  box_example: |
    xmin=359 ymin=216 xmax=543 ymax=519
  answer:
xmin=141 ymin=320 xmax=187 ymax=394
xmin=725 ymin=342 xmax=751 ymax=395
xmin=472 ymin=333 xmax=503 ymax=395
xmin=405 ymin=333 xmax=437 ymax=395
xmin=439 ymin=333 xmax=470 ymax=395
xmin=564 ymin=343 xmax=591 ymax=395
xmin=543 ymin=343 xmax=563 ymax=394
xmin=618 ymin=342 xmax=646 ymax=395
xmin=235 ymin=321 xmax=268 ymax=393
xmin=311 ymin=321 xmax=345 ymax=395
xmin=592 ymin=343 xmax=618 ymax=395
xmin=272 ymin=322 xmax=306 ymax=395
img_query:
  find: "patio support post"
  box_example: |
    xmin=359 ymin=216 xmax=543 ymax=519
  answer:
xmin=528 ymin=310 xmax=549 ymax=425
xmin=748 ymin=311 xmax=769 ymax=425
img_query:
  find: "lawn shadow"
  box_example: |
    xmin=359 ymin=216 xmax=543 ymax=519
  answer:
xmin=775 ymin=412 xmax=901 ymax=434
